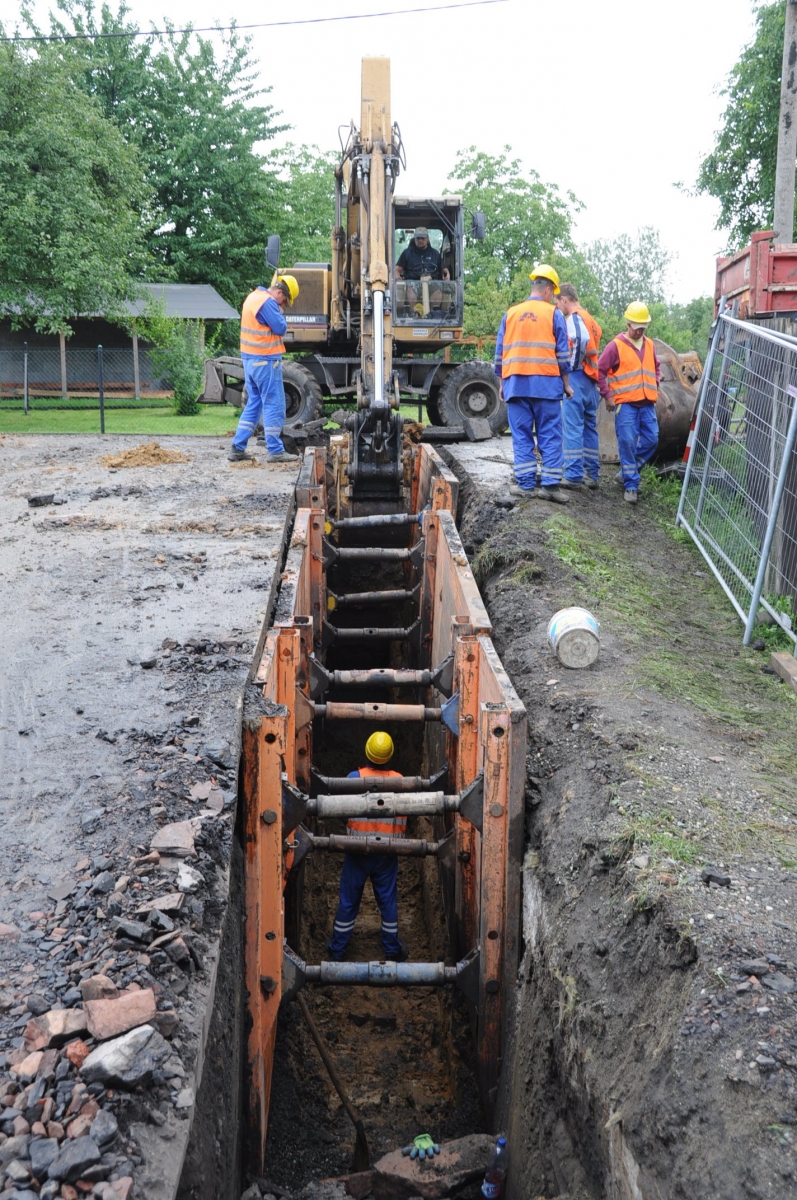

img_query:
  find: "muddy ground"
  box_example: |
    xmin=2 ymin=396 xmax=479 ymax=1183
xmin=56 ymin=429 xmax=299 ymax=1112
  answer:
xmin=444 ymin=441 xmax=797 ymax=1199
xmin=0 ymin=434 xmax=296 ymax=1200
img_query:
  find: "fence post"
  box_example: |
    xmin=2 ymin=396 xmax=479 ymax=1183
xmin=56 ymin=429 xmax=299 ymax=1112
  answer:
xmin=742 ymin=389 xmax=797 ymax=644
xmin=98 ymin=345 xmax=106 ymax=434
xmin=132 ymin=332 xmax=141 ymax=400
xmin=59 ymin=332 xmax=67 ymax=400
xmin=23 ymin=342 xmax=29 ymax=416
xmin=676 ymin=315 xmax=724 ymax=527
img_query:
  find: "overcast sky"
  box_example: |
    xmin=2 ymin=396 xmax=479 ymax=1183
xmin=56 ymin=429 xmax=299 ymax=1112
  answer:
xmin=9 ymin=0 xmax=762 ymax=301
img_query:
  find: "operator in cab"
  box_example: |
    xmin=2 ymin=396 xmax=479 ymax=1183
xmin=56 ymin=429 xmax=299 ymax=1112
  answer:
xmin=327 ymin=732 xmax=409 ymax=964
xmin=395 ymin=227 xmax=450 ymax=315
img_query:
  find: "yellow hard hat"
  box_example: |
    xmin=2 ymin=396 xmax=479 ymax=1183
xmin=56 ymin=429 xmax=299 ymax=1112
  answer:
xmin=365 ymin=731 xmax=394 ymax=764
xmin=624 ymin=301 xmax=651 ymax=325
xmin=277 ymin=274 xmax=300 ymax=306
xmin=529 ymin=263 xmax=561 ymax=295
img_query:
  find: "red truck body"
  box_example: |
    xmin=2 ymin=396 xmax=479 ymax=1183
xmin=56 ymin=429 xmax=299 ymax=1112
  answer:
xmin=715 ymin=230 xmax=797 ymax=317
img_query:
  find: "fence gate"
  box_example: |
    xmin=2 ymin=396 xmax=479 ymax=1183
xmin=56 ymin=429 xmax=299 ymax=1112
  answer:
xmin=676 ymin=313 xmax=797 ymax=647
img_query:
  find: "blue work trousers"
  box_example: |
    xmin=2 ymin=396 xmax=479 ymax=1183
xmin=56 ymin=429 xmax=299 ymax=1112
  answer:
xmin=507 ymin=397 xmax=564 ymax=490
xmin=614 ymin=401 xmax=659 ymax=491
xmin=563 ymin=370 xmax=600 ymax=483
xmin=232 ymin=357 xmax=286 ymax=455
xmin=329 ymin=853 xmax=402 ymax=959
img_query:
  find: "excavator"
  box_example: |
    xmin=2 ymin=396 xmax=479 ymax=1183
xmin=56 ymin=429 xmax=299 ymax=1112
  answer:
xmin=200 ymin=57 xmax=507 ymax=449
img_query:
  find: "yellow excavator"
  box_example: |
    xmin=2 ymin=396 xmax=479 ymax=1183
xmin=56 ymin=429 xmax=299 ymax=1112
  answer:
xmin=200 ymin=57 xmax=506 ymax=463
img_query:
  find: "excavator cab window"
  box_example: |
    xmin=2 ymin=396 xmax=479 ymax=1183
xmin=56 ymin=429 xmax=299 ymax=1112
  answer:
xmin=393 ymin=218 xmax=462 ymax=325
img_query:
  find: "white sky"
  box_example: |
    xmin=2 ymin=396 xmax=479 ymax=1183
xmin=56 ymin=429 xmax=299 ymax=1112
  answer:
xmin=8 ymin=0 xmax=761 ymax=301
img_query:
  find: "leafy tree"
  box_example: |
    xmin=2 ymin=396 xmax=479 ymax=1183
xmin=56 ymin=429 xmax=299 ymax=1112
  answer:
xmin=584 ymin=227 xmax=672 ymax=315
xmin=132 ymin=304 xmax=206 ymax=414
xmin=0 ymin=41 xmax=148 ymax=333
xmin=694 ymin=1 xmax=783 ymax=247
xmin=31 ymin=0 xmax=287 ymax=305
xmin=273 ymin=144 xmax=338 ymax=267
xmin=447 ymin=146 xmax=579 ymax=283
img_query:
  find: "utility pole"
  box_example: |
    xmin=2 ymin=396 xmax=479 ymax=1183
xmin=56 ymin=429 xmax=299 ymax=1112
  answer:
xmin=773 ymin=0 xmax=797 ymax=241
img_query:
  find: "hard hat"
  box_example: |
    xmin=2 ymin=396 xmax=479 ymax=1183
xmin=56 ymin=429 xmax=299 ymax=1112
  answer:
xmin=414 ymin=226 xmax=429 ymax=237
xmin=276 ymin=274 xmax=300 ymax=306
xmin=365 ymin=731 xmax=394 ymax=764
xmin=624 ymin=301 xmax=651 ymax=325
xmin=529 ymin=264 xmax=561 ymax=295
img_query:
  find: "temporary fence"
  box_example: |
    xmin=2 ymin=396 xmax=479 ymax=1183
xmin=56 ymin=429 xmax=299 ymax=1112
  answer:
xmin=676 ymin=312 xmax=797 ymax=647
xmin=0 ymin=345 xmax=173 ymax=422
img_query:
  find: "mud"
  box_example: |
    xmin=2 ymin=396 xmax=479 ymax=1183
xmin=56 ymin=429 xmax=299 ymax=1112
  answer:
xmin=446 ymin=443 xmax=797 ymax=1199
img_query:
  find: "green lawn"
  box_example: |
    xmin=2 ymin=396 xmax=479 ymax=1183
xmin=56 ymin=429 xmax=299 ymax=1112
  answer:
xmin=0 ymin=402 xmax=429 ymax=436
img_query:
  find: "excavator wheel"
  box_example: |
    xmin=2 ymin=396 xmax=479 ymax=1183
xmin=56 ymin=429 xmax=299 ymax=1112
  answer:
xmin=282 ymin=360 xmax=324 ymax=428
xmin=436 ymin=361 xmax=507 ymax=434
xmin=425 ymin=388 xmax=443 ymax=426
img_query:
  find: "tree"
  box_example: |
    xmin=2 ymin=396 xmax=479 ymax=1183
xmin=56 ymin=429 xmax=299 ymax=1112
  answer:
xmin=447 ymin=147 xmax=579 ymax=283
xmin=694 ymin=1 xmax=783 ymax=247
xmin=585 ymin=227 xmax=672 ymax=316
xmin=31 ymin=0 xmax=287 ymax=305
xmin=0 ymin=41 xmax=148 ymax=333
xmin=272 ymin=145 xmax=338 ymax=266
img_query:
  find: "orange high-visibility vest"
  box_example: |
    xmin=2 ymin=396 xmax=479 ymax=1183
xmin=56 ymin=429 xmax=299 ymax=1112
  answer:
xmin=606 ymin=335 xmax=658 ymax=403
xmin=576 ymin=305 xmax=602 ymax=381
xmin=239 ymin=290 xmax=285 ymax=357
xmin=346 ymin=768 xmax=407 ymax=838
xmin=501 ymin=298 xmax=559 ymax=378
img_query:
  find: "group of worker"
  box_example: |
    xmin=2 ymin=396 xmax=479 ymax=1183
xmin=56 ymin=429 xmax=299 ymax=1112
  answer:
xmin=495 ymin=264 xmax=660 ymax=507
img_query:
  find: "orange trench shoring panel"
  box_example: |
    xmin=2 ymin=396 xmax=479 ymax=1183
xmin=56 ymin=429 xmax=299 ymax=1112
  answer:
xmin=243 ymin=441 xmax=527 ymax=1171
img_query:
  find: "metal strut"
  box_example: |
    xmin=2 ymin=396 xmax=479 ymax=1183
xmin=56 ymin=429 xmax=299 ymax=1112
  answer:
xmin=309 ymin=654 xmax=454 ymax=699
xmin=282 ymin=945 xmax=480 ymax=1004
xmin=312 ymin=702 xmax=442 ymax=722
xmin=311 ymin=767 xmax=448 ymax=793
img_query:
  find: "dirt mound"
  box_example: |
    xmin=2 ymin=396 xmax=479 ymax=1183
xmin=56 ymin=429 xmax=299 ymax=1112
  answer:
xmin=101 ymin=441 xmax=190 ymax=468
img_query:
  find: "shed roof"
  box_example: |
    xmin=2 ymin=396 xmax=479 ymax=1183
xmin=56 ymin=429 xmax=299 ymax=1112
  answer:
xmin=125 ymin=283 xmax=240 ymax=320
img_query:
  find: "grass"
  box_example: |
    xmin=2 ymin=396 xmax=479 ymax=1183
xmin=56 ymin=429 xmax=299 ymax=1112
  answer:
xmin=0 ymin=401 xmax=428 ymax=437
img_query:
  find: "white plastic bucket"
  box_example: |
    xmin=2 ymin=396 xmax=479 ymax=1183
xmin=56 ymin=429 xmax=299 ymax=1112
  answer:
xmin=547 ymin=607 xmax=601 ymax=669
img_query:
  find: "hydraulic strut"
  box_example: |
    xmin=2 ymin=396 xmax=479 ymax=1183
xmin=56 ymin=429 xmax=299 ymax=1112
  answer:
xmin=312 ymin=702 xmax=441 ymax=721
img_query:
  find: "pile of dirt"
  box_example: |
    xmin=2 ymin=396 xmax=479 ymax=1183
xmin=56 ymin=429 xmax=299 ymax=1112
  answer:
xmin=101 ymin=441 xmax=190 ymax=468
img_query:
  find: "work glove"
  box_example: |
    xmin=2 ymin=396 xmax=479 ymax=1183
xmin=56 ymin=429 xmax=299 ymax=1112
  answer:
xmin=402 ymin=1133 xmax=440 ymax=1160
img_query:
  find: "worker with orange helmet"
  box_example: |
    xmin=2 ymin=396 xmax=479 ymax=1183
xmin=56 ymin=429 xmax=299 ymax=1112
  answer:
xmin=597 ymin=302 xmax=661 ymax=504
xmin=229 ymin=271 xmax=301 ymax=465
xmin=328 ymin=731 xmax=409 ymax=963
xmin=494 ymin=264 xmax=574 ymax=506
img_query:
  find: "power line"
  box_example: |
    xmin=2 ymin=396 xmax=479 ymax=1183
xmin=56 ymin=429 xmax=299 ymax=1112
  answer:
xmin=1 ymin=0 xmax=509 ymax=42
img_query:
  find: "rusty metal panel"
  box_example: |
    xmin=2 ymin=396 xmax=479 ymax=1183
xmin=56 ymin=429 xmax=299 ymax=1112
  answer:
xmin=413 ymin=444 xmax=459 ymax=514
xmin=453 ymin=635 xmax=480 ymax=956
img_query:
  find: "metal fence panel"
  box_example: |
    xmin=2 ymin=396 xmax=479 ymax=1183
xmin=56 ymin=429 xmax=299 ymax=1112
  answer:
xmin=677 ymin=313 xmax=797 ymax=647
xmin=0 ymin=345 xmax=172 ymax=410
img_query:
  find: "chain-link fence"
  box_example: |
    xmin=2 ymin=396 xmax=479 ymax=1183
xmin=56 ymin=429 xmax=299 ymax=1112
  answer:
xmin=0 ymin=345 xmax=172 ymax=416
xmin=676 ymin=312 xmax=797 ymax=646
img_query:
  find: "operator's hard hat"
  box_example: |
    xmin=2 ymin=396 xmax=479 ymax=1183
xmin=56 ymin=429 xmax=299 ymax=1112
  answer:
xmin=529 ymin=264 xmax=561 ymax=295
xmin=365 ymin=731 xmax=394 ymax=764
xmin=276 ymin=274 xmax=300 ymax=306
xmin=624 ymin=301 xmax=651 ymax=325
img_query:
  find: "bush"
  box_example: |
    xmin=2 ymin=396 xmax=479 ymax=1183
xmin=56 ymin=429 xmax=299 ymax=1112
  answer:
xmin=149 ymin=325 xmax=205 ymax=415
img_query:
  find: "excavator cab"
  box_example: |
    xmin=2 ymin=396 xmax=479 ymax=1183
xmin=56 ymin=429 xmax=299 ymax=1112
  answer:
xmin=392 ymin=201 xmax=464 ymax=332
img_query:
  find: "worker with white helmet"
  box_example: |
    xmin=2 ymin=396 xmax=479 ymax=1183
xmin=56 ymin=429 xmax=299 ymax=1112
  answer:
xmin=327 ymin=732 xmax=409 ymax=963
xmin=229 ymin=272 xmax=301 ymax=464
xmin=494 ymin=264 xmax=574 ymax=505
xmin=597 ymin=302 xmax=661 ymax=504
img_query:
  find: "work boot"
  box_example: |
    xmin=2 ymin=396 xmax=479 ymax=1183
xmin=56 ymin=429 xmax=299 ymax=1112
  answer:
xmin=385 ymin=944 xmax=409 ymax=963
xmin=228 ymin=448 xmax=252 ymax=462
xmin=267 ymin=450 xmax=300 ymax=464
xmin=327 ymin=944 xmax=346 ymax=962
xmin=509 ymin=483 xmax=535 ymax=499
xmin=536 ymin=487 xmax=570 ymax=505
xmin=559 ymin=479 xmax=582 ymax=491
xmin=624 ymin=489 xmax=638 ymax=505
xmin=584 ymin=478 xmax=599 ymax=490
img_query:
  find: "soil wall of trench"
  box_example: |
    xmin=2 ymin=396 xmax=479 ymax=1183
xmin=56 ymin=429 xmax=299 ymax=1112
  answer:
xmin=445 ymin=454 xmax=797 ymax=1200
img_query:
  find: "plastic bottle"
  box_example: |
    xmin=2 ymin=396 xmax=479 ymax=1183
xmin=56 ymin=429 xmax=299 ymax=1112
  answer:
xmin=480 ymin=1135 xmax=509 ymax=1198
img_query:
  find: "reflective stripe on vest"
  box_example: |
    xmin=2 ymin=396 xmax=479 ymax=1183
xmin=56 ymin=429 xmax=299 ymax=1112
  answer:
xmin=346 ymin=768 xmax=407 ymax=837
xmin=576 ymin=305 xmax=602 ymax=381
xmin=607 ymin=335 xmax=658 ymax=403
xmin=501 ymin=298 xmax=559 ymax=378
xmin=239 ymin=290 xmax=285 ymax=357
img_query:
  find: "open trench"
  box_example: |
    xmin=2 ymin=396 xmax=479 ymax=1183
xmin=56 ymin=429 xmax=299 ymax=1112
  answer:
xmin=262 ymin=542 xmax=485 ymax=1190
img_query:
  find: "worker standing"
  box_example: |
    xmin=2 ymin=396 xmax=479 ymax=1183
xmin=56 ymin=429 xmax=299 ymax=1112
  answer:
xmin=229 ymin=273 xmax=301 ymax=464
xmin=328 ymin=732 xmax=409 ymax=963
xmin=557 ymin=284 xmax=602 ymax=490
xmin=494 ymin=265 xmax=573 ymax=505
xmin=597 ymin=302 xmax=660 ymax=505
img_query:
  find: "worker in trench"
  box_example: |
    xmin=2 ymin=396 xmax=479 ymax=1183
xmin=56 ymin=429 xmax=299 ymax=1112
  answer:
xmin=327 ymin=731 xmax=409 ymax=963
xmin=228 ymin=273 xmax=301 ymax=464
xmin=598 ymin=302 xmax=661 ymax=505
xmin=556 ymin=282 xmax=603 ymax=491
xmin=494 ymin=264 xmax=573 ymax=505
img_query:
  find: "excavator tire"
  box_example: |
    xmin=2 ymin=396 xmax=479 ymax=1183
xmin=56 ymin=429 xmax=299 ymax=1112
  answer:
xmin=425 ymin=388 xmax=443 ymax=426
xmin=436 ymin=361 xmax=507 ymax=434
xmin=282 ymin=360 xmax=324 ymax=427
